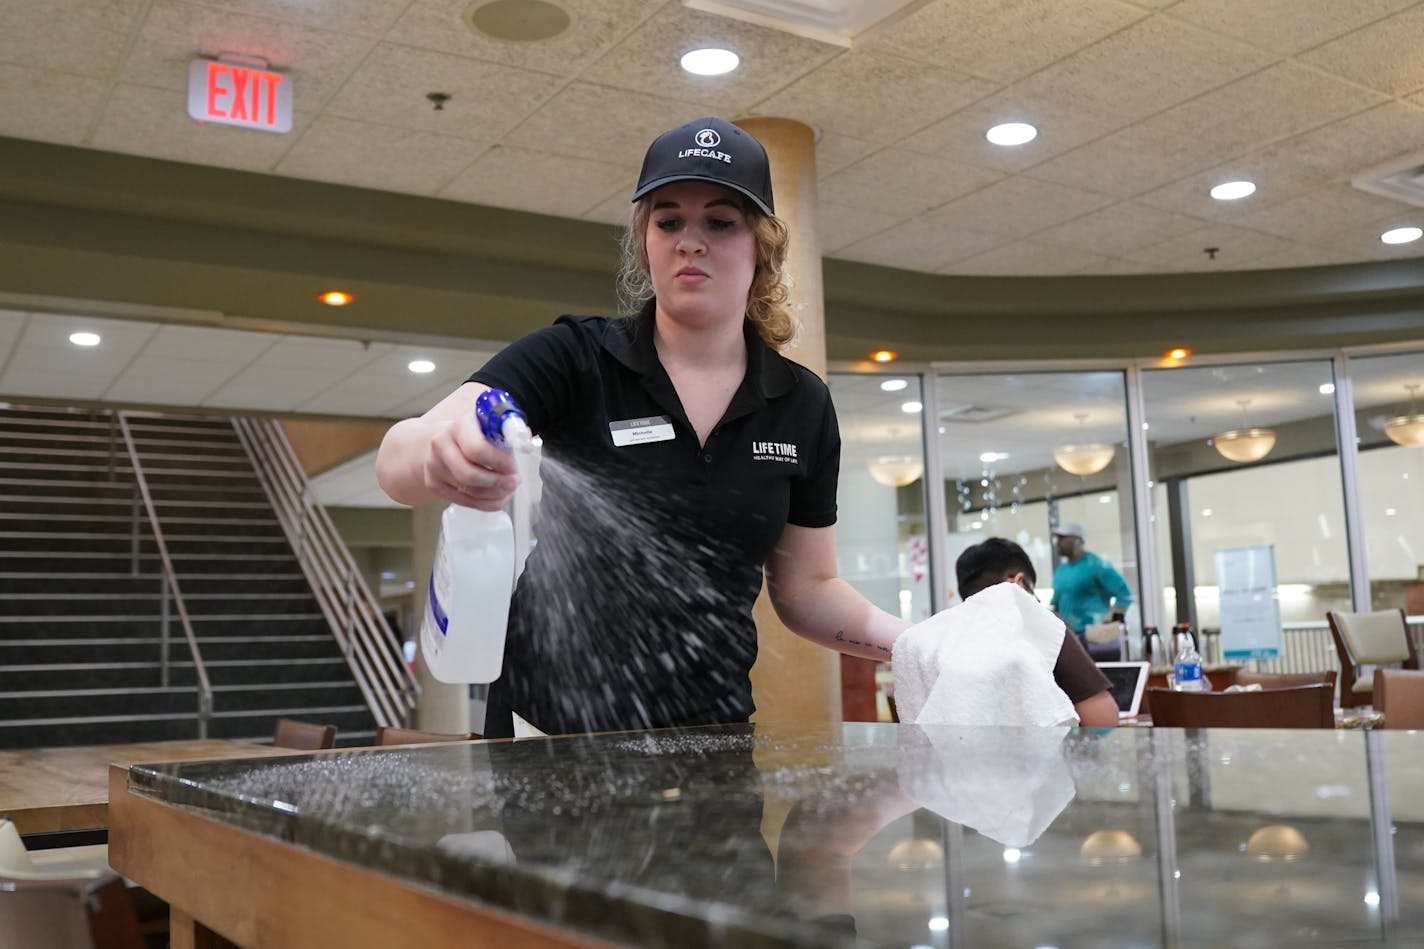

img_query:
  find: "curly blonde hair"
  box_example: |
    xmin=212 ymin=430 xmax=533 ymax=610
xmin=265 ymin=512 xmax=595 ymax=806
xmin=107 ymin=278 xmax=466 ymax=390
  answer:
xmin=616 ymin=194 xmax=796 ymax=350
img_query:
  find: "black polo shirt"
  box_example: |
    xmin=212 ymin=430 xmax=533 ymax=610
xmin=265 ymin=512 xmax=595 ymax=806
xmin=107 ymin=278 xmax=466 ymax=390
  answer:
xmin=469 ymin=304 xmax=840 ymax=737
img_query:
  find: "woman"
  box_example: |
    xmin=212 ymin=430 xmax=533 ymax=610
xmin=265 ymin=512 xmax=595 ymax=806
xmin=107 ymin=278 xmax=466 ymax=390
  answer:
xmin=377 ymin=117 xmax=909 ymax=738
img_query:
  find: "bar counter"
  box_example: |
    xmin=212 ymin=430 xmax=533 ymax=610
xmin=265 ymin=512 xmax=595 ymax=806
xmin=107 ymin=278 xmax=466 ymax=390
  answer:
xmin=109 ymin=724 xmax=1424 ymax=947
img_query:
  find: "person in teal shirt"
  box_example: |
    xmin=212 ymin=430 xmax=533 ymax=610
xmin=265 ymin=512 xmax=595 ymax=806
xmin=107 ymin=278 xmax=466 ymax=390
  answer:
xmin=1049 ymin=522 xmax=1134 ymax=657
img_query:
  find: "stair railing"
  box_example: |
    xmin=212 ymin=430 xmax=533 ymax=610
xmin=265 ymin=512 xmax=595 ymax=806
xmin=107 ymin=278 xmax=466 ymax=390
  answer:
xmin=116 ymin=412 xmax=214 ymax=737
xmin=232 ymin=417 xmax=417 ymax=728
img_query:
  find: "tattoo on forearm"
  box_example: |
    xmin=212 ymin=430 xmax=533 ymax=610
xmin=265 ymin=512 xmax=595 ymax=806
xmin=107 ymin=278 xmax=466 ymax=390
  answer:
xmin=833 ymin=629 xmax=891 ymax=655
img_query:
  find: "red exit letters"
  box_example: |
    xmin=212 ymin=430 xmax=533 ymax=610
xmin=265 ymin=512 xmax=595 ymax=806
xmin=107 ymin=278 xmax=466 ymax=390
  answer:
xmin=187 ymin=56 xmax=293 ymax=133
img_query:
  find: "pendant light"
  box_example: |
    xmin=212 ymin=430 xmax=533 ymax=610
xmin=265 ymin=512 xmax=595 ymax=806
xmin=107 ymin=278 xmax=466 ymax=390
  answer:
xmin=1212 ymin=399 xmax=1276 ymax=463
xmin=1053 ymin=413 xmax=1115 ymax=476
xmin=867 ymin=455 xmax=924 ymax=487
xmin=1384 ymin=384 xmax=1424 ymax=447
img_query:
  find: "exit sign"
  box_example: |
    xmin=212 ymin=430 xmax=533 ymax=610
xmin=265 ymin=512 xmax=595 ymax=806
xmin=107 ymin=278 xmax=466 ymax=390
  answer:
xmin=187 ymin=56 xmax=292 ymax=133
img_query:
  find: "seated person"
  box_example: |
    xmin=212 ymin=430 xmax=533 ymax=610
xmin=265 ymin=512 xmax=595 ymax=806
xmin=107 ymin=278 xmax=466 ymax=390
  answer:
xmin=956 ymin=538 xmax=1118 ymax=727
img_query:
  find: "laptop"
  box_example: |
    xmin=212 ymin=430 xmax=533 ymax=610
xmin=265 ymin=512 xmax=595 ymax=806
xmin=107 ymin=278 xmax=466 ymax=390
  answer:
xmin=1095 ymin=661 xmax=1150 ymax=720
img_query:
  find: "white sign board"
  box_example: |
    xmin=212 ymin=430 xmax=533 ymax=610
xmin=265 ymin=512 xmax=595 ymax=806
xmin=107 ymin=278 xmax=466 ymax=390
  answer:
xmin=1215 ymin=544 xmax=1283 ymax=660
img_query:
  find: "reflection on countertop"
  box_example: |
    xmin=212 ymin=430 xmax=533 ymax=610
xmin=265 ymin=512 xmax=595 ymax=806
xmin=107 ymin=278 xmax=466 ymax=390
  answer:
xmin=125 ymin=724 xmax=1424 ymax=948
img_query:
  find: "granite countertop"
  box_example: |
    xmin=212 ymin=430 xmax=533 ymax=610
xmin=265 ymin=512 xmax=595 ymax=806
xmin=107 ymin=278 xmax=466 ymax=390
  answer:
xmin=127 ymin=724 xmax=1424 ymax=948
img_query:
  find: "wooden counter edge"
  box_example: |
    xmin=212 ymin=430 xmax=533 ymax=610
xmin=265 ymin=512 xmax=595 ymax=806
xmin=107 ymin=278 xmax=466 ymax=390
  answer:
xmin=107 ymin=765 xmax=614 ymax=949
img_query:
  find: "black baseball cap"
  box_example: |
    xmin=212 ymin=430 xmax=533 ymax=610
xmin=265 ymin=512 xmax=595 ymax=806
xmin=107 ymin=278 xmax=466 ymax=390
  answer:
xmin=631 ymin=116 xmax=774 ymax=215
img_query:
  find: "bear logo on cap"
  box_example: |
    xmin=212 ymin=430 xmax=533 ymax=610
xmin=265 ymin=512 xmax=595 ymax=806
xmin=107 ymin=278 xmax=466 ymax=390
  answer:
xmin=694 ymin=128 xmax=721 ymax=148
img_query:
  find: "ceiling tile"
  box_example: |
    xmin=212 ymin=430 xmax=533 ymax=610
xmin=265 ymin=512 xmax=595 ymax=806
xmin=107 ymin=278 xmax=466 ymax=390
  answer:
xmin=1234 ymin=185 xmax=1408 ymax=244
xmin=579 ymin=3 xmax=840 ymax=113
xmin=0 ymin=0 xmax=145 ymax=78
xmin=1241 ymin=243 xmax=1364 ymax=271
xmin=1124 ymin=62 xmax=1387 ymax=171
xmin=581 ymin=187 xmax=637 ymax=226
xmin=209 ymin=0 xmax=411 ymax=37
xmin=813 ymin=130 xmax=876 ymax=177
xmin=323 ymin=42 xmax=562 ymax=139
xmin=120 ymin=0 xmax=377 ymax=108
xmin=1 ymin=365 xmax=115 ymax=401
xmin=278 ymin=114 xmax=484 ymax=196
xmin=503 ymin=82 xmax=704 ymax=167
xmin=102 ymin=354 xmax=238 ymax=404
xmin=1126 ymin=223 xmax=1299 ymax=270
xmin=865 ymin=0 xmax=1148 ymax=83
xmin=817 ymin=202 xmax=906 ymax=254
xmin=1298 ymin=5 xmax=1424 ymax=96
xmin=901 ymin=86 xmax=1129 ymax=173
xmin=930 ymin=176 xmax=1114 ymax=238
xmin=1245 ymin=101 xmax=1424 ymax=190
xmin=1016 ymin=15 xmax=1275 ymax=124
xmin=751 ymin=48 xmax=997 ymax=142
xmin=1166 ymin=0 xmax=1419 ymax=56
xmin=1032 ymin=201 xmax=1210 ymax=258
xmin=203 ymin=364 xmax=337 ymax=409
xmin=0 ymin=64 xmax=109 ymax=146
xmin=440 ymin=144 xmax=632 ymax=218
xmin=254 ymin=335 xmax=383 ymax=371
xmin=820 ymin=148 xmax=1003 ymax=216
xmin=940 ymin=240 xmax=1114 ymax=276
xmin=1319 ymin=217 xmax=1424 ymax=262
xmin=386 ymin=0 xmax=660 ymax=75
xmin=837 ymin=214 xmax=1010 ymax=272
xmin=90 ymin=83 xmax=306 ymax=172
xmin=1025 ymin=133 xmax=1213 ymax=198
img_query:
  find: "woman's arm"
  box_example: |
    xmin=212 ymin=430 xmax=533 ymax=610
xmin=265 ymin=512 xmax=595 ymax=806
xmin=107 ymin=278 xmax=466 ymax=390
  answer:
xmin=375 ymin=381 xmax=519 ymax=510
xmin=764 ymin=523 xmax=911 ymax=661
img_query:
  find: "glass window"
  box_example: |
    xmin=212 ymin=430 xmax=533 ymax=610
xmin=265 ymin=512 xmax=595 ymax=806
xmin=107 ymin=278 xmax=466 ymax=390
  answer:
xmin=1347 ymin=351 xmax=1424 ymax=619
xmin=1141 ymin=360 xmax=1349 ymax=667
xmin=829 ymin=373 xmax=929 ymax=624
xmin=933 ymin=371 xmax=1138 ymax=646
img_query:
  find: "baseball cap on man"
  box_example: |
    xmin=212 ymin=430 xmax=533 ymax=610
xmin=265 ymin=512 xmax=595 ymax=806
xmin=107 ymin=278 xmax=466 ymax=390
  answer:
xmin=1053 ymin=522 xmax=1087 ymax=541
xmin=632 ymin=116 xmax=774 ymax=215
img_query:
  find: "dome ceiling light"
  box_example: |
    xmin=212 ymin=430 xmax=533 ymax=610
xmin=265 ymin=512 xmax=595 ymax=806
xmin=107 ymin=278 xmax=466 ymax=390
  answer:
xmin=867 ymin=455 xmax=923 ymax=487
xmin=1212 ymin=398 xmax=1276 ymax=463
xmin=1054 ymin=412 xmax=1115 ymax=476
xmin=680 ymin=48 xmax=739 ymax=75
xmin=986 ymin=122 xmax=1037 ymax=146
xmin=1210 ymin=180 xmax=1256 ymax=201
xmin=1384 ymin=384 xmax=1424 ymax=447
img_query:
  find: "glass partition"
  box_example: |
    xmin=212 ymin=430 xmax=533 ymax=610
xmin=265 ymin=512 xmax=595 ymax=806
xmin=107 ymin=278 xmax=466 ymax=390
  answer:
xmin=829 ymin=372 xmax=930 ymax=624
xmin=932 ymin=371 xmax=1138 ymax=642
xmin=1140 ymin=360 xmax=1349 ymax=667
xmin=1347 ymin=350 xmax=1424 ymax=618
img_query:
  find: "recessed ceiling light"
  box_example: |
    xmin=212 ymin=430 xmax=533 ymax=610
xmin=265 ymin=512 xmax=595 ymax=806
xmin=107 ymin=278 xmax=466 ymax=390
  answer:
xmin=68 ymin=331 xmax=101 ymax=347
xmin=986 ymin=122 xmax=1037 ymax=146
xmin=318 ymin=290 xmax=354 ymax=306
xmin=880 ymin=378 xmax=908 ymax=392
xmin=901 ymin=400 xmax=923 ymax=414
xmin=1210 ymin=180 xmax=1256 ymax=201
xmin=871 ymin=350 xmax=897 ymax=363
xmin=979 ymin=451 xmax=1008 ymax=463
xmin=680 ymin=48 xmax=739 ymax=76
xmin=408 ymin=359 xmax=435 ymax=374
xmin=1319 ymin=383 xmax=1335 ymax=395
xmin=1381 ymin=226 xmax=1422 ymax=245
xmin=1167 ymin=347 xmax=1191 ymax=360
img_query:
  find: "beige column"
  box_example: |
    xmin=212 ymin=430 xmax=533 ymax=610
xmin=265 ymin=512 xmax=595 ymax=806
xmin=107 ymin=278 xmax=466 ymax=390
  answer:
xmin=736 ymin=117 xmax=840 ymax=727
xmin=410 ymin=501 xmax=471 ymax=732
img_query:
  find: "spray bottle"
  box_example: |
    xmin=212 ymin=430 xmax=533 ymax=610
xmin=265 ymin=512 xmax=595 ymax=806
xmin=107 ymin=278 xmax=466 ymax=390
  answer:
xmin=420 ymin=389 xmax=533 ymax=683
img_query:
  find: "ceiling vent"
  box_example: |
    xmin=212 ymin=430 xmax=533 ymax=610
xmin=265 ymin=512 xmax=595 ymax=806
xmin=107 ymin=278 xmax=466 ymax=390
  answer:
xmin=1352 ymin=151 xmax=1424 ymax=209
xmin=939 ymin=404 xmax=1017 ymax=424
xmin=682 ymin=0 xmax=929 ymax=47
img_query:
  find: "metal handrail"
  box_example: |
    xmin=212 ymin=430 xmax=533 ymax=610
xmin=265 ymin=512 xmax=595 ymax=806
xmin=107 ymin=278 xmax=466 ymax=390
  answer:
xmin=116 ymin=412 xmax=214 ymax=736
xmin=231 ymin=417 xmax=417 ymax=728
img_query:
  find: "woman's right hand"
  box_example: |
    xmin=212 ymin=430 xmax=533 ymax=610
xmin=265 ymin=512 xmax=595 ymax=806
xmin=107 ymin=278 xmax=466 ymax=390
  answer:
xmin=423 ymin=412 xmax=519 ymax=511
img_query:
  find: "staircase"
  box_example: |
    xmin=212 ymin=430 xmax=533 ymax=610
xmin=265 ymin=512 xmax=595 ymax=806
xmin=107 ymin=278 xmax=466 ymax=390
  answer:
xmin=0 ymin=405 xmax=410 ymax=748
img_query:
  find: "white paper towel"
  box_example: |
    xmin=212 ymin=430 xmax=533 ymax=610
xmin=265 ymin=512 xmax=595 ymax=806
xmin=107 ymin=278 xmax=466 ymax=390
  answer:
xmin=891 ymin=582 xmax=1078 ymax=727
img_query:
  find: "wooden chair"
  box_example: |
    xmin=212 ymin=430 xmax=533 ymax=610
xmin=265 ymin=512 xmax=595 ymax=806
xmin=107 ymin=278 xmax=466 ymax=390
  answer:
xmin=1234 ymin=669 xmax=1338 ymax=692
xmin=1375 ymin=668 xmax=1424 ymax=730
xmin=1326 ymin=609 xmax=1420 ymax=708
xmin=373 ymin=726 xmax=479 ymax=746
xmin=0 ymin=819 xmax=145 ymax=949
xmin=1146 ymin=684 xmax=1334 ymax=729
xmin=272 ymin=718 xmax=337 ymax=750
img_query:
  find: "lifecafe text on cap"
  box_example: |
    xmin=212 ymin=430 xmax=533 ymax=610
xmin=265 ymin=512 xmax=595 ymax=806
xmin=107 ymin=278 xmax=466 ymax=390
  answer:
xmin=632 ymin=116 xmax=774 ymax=215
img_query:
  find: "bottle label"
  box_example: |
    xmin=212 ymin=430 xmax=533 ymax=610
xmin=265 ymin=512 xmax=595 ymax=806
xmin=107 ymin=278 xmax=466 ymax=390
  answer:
xmin=427 ymin=574 xmax=450 ymax=635
xmin=1174 ymin=661 xmax=1202 ymax=681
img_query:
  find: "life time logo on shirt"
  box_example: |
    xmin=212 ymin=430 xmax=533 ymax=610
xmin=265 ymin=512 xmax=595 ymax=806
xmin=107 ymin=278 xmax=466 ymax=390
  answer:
xmin=751 ymin=440 xmax=798 ymax=463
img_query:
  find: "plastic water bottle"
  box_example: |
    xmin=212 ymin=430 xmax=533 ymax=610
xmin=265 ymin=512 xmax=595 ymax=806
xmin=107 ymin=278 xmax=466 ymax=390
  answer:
xmin=1171 ymin=633 xmax=1207 ymax=692
xmin=419 ymin=389 xmax=532 ymax=684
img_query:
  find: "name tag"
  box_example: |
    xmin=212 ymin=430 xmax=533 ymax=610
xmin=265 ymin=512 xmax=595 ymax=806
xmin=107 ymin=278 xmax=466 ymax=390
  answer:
xmin=610 ymin=415 xmax=675 ymax=447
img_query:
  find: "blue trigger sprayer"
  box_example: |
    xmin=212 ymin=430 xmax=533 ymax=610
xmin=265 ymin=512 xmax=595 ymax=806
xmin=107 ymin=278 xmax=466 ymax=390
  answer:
xmin=419 ymin=389 xmax=533 ymax=684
